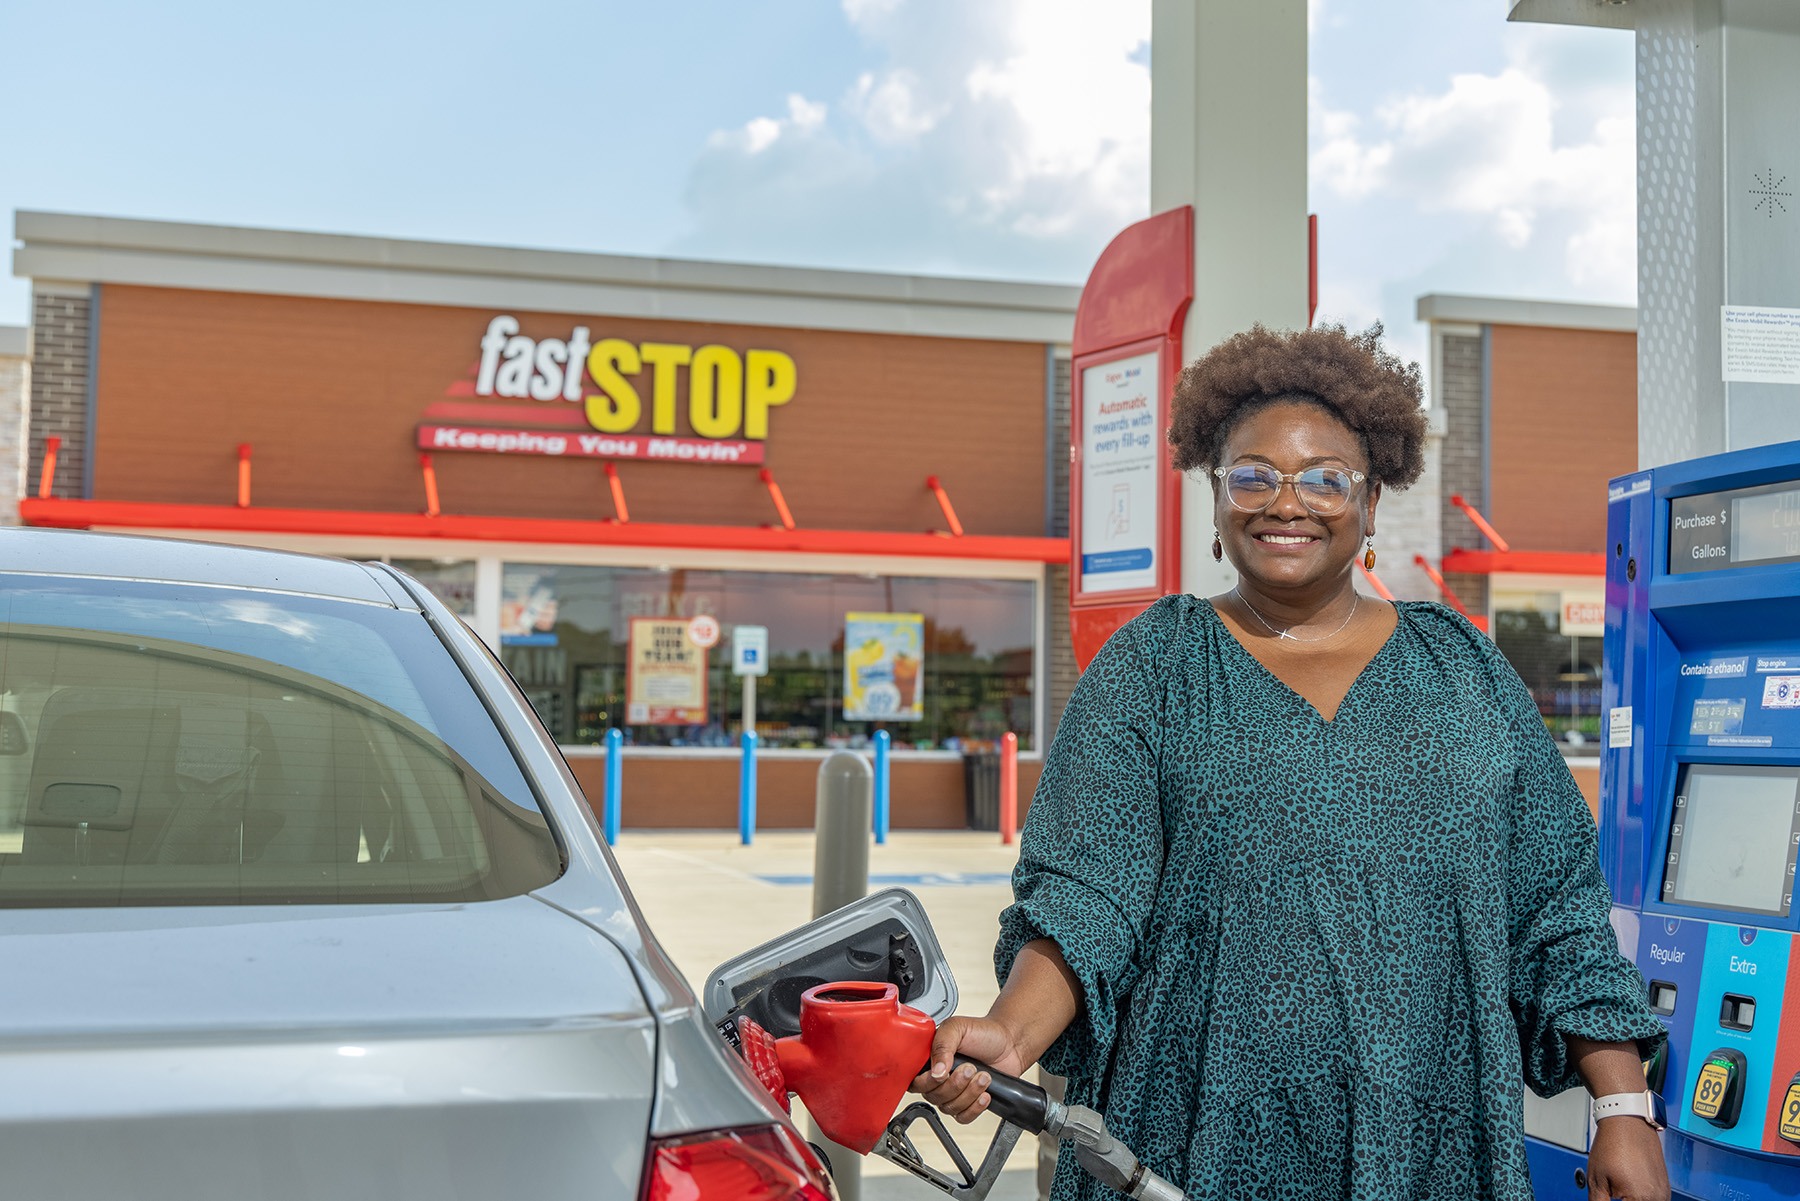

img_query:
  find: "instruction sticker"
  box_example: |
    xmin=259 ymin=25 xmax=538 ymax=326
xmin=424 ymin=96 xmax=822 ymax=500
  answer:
xmin=1723 ymin=306 xmax=1800 ymax=385
xmin=1608 ymin=707 xmax=1633 ymax=749
xmin=1766 ymin=676 xmax=1800 ymax=709
xmin=1691 ymin=698 xmax=1747 ymax=736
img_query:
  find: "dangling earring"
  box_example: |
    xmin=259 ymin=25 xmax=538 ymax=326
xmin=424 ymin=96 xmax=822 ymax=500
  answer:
xmin=1363 ymin=537 xmax=1377 ymax=571
xmin=1212 ymin=531 xmax=1223 ymax=562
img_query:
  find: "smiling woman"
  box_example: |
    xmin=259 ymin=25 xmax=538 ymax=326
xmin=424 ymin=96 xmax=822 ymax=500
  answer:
xmin=916 ymin=324 xmax=1671 ymax=1201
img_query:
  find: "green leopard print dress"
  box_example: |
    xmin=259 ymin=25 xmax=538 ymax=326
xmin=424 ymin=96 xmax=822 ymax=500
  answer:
xmin=998 ymin=596 xmax=1664 ymax=1200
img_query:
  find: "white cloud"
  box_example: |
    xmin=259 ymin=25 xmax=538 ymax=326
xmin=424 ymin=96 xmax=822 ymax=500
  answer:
xmin=841 ymin=0 xmax=903 ymax=24
xmin=712 ymin=93 xmax=829 ymax=156
xmin=679 ymin=0 xmax=1634 ymax=348
xmin=1310 ymin=53 xmax=1635 ymax=295
xmin=850 ymin=69 xmax=945 ymax=143
xmin=677 ymin=0 xmax=1151 ymax=281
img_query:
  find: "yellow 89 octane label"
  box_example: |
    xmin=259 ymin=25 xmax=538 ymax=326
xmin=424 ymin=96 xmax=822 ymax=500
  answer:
xmin=1693 ymin=1062 xmax=1732 ymax=1119
xmin=1780 ymin=1083 xmax=1800 ymax=1143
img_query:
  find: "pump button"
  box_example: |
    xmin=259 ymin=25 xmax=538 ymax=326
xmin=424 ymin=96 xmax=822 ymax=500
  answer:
xmin=1721 ymin=993 xmax=1756 ymax=1031
xmin=1692 ymin=1049 xmax=1747 ymax=1128
xmin=1649 ymin=980 xmax=1677 ymax=1015
xmin=1780 ymin=1073 xmax=1800 ymax=1145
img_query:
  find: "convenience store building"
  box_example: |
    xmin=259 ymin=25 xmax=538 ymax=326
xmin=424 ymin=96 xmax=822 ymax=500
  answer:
xmin=11 ymin=212 xmax=1079 ymax=828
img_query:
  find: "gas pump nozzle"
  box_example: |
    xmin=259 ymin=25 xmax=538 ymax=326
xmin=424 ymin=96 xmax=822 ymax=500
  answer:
xmin=879 ymin=1055 xmax=1185 ymax=1201
xmin=732 ymin=980 xmax=1186 ymax=1201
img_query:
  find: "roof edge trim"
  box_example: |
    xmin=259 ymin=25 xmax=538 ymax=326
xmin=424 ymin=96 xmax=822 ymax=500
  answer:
xmin=1416 ymin=292 xmax=1637 ymax=333
xmin=14 ymin=211 xmax=1079 ymax=344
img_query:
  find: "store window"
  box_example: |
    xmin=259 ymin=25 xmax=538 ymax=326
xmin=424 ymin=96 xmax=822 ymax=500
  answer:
xmin=1491 ymin=587 xmax=1604 ymax=755
xmin=497 ymin=565 xmax=1036 ymax=752
xmin=389 ymin=559 xmax=476 ymax=618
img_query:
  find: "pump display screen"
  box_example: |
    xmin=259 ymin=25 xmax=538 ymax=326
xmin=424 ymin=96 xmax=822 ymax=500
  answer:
xmin=1664 ymin=764 xmax=1800 ymax=916
xmin=1734 ymin=489 xmax=1800 ymax=563
xmin=1670 ymin=481 xmax=1800 ymax=573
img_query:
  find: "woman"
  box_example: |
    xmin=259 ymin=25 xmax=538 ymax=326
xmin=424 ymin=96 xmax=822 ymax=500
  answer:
xmin=913 ymin=325 xmax=1668 ymax=1200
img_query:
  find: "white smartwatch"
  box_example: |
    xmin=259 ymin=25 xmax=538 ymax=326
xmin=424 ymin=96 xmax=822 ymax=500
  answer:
xmin=1592 ymin=1089 xmax=1664 ymax=1130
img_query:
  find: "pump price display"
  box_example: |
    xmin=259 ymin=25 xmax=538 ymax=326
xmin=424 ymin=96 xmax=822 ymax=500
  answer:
xmin=1671 ymin=479 xmax=1800 ymax=573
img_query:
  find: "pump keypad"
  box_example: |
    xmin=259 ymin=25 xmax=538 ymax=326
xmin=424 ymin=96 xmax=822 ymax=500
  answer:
xmin=1692 ymin=1049 xmax=1747 ymax=1128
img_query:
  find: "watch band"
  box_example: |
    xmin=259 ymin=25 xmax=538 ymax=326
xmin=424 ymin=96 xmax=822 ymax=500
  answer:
xmin=1593 ymin=1089 xmax=1663 ymax=1129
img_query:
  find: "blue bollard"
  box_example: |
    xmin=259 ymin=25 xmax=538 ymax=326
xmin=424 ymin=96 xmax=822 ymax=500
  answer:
xmin=872 ymin=729 xmax=891 ymax=845
xmin=604 ymin=728 xmax=623 ymax=846
xmin=739 ymin=730 xmax=758 ymax=845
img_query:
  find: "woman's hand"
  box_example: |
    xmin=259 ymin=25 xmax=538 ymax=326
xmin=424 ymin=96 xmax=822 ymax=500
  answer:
xmin=1586 ymin=1118 xmax=1670 ymax=1201
xmin=908 ymin=1015 xmax=1028 ymax=1125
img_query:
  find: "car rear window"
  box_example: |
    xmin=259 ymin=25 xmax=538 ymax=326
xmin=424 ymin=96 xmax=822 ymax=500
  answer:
xmin=0 ymin=574 xmax=563 ymax=907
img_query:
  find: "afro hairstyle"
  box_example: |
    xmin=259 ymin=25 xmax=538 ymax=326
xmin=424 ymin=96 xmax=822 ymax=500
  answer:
xmin=1167 ymin=322 xmax=1427 ymax=490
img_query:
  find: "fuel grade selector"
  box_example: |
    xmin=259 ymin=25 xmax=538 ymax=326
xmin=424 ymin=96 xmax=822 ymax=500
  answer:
xmin=1692 ymin=1049 xmax=1747 ymax=1129
xmin=1778 ymin=1072 xmax=1800 ymax=1146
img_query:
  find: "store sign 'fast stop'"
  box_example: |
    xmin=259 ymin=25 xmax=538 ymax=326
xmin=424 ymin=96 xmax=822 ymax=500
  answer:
xmin=417 ymin=315 xmax=799 ymax=466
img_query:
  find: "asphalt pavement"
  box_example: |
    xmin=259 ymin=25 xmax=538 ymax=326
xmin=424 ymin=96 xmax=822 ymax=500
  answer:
xmin=609 ymin=829 xmax=1043 ymax=1201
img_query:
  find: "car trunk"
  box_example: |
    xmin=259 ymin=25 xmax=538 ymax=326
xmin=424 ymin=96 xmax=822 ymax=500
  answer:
xmin=0 ymin=897 xmax=658 ymax=1201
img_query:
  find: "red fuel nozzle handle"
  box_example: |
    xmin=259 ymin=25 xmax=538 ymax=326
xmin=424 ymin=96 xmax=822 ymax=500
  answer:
xmin=953 ymin=1054 xmax=1051 ymax=1135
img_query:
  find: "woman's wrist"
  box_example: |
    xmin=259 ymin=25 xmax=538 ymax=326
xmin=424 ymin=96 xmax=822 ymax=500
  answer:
xmin=982 ymin=1001 xmax=1044 ymax=1066
xmin=987 ymin=938 xmax=1083 ymax=1069
xmin=1570 ymin=1036 xmax=1650 ymax=1098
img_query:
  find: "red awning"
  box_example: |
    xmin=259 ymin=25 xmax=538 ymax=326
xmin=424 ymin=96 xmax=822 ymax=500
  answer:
xmin=18 ymin=498 xmax=1069 ymax=563
xmin=1440 ymin=549 xmax=1605 ymax=576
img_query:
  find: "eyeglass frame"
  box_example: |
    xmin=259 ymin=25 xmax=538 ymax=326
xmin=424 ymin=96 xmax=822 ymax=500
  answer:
xmin=1211 ymin=463 xmax=1369 ymax=516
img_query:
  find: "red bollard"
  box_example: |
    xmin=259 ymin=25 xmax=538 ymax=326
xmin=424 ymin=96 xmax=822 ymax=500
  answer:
xmin=1000 ymin=731 xmax=1018 ymax=846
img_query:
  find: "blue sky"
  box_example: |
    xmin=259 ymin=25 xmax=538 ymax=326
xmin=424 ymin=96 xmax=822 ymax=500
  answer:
xmin=0 ymin=0 xmax=1635 ymax=373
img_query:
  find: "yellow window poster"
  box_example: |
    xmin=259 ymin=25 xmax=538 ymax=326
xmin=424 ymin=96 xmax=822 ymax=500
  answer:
xmin=844 ymin=612 xmax=924 ymax=722
xmin=627 ymin=617 xmax=709 ymax=725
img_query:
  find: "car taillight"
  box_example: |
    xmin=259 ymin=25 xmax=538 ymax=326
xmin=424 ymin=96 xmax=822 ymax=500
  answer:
xmin=639 ymin=1124 xmax=835 ymax=1201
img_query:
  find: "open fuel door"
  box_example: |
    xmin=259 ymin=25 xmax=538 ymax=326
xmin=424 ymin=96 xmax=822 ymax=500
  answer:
xmin=702 ymin=887 xmax=958 ymax=1047
xmin=703 ymin=888 xmax=1186 ymax=1201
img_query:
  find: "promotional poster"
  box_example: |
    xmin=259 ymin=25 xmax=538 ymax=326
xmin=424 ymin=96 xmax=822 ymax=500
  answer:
xmin=843 ymin=612 xmax=924 ymax=722
xmin=627 ymin=617 xmax=710 ymax=725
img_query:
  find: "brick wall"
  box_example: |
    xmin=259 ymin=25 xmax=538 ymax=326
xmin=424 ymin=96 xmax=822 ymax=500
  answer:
xmin=0 ymin=352 xmax=27 ymax=523
xmin=93 ymin=285 xmax=1047 ymax=533
xmin=1046 ymin=355 xmax=1077 ymax=747
xmin=566 ymin=752 xmax=1044 ymax=829
xmin=26 ymin=289 xmax=92 ymax=501
xmin=1363 ymin=418 xmax=1443 ymax=602
xmin=1487 ymin=325 xmax=1636 ymax=554
xmin=1438 ymin=331 xmax=1489 ymax=617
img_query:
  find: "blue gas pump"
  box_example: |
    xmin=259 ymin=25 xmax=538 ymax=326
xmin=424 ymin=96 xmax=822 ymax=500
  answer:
xmin=1539 ymin=441 xmax=1800 ymax=1200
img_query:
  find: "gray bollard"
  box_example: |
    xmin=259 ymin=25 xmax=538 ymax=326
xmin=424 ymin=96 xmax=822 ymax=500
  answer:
xmin=806 ymin=750 xmax=874 ymax=1200
xmin=812 ymin=750 xmax=873 ymax=919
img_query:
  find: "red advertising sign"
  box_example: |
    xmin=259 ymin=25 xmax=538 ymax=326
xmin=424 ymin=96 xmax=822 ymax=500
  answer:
xmin=416 ymin=425 xmax=764 ymax=465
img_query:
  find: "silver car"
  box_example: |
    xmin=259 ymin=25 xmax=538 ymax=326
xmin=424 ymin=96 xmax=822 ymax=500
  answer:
xmin=0 ymin=528 xmax=832 ymax=1201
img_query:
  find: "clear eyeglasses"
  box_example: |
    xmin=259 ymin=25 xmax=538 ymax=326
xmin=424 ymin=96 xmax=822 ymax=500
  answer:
xmin=1213 ymin=464 xmax=1367 ymax=516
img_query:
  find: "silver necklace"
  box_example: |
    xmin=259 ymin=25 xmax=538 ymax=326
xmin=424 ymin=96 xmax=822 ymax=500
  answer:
xmin=1233 ymin=587 xmax=1359 ymax=644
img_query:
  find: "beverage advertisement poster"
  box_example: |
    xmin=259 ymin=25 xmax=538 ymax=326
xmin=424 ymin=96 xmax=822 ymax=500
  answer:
xmin=1079 ymin=349 xmax=1160 ymax=594
xmin=500 ymin=569 xmax=560 ymax=646
xmin=626 ymin=617 xmax=709 ymax=725
xmin=843 ymin=612 xmax=924 ymax=722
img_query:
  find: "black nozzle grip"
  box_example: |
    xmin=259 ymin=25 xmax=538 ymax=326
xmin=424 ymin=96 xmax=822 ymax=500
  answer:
xmin=952 ymin=1054 xmax=1049 ymax=1134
